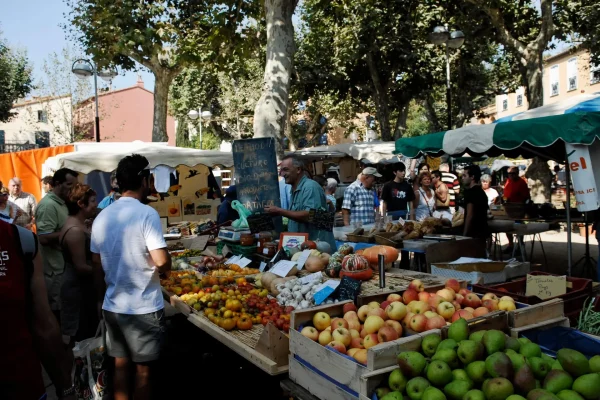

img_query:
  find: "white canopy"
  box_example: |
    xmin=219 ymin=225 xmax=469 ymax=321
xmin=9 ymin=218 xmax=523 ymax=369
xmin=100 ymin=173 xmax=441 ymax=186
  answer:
xmin=45 ymin=143 xmax=234 ymax=174
xmin=290 ymin=142 xmax=397 ymax=164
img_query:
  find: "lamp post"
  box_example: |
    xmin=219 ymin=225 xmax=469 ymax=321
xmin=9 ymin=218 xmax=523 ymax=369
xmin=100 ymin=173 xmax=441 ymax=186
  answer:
xmin=187 ymin=108 xmax=213 ymax=149
xmin=366 ymin=129 xmax=377 ymax=142
xmin=429 ymin=25 xmax=465 ymax=130
xmin=72 ymin=59 xmax=117 ymax=142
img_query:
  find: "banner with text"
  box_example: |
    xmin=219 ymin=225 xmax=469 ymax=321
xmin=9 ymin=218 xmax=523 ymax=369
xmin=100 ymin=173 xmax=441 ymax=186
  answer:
xmin=566 ymin=142 xmax=600 ymax=212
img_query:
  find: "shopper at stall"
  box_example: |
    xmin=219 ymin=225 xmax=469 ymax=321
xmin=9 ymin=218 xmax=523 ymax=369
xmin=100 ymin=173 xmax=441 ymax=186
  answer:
xmin=36 ymin=168 xmax=79 ymax=323
xmin=462 ymin=165 xmax=489 ymax=239
xmin=412 ymin=172 xmax=436 ymax=221
xmin=411 ymin=162 xmax=430 ymax=191
xmin=8 ymin=176 xmax=37 ymax=228
xmin=42 ymin=175 xmax=54 ymax=194
xmin=381 ymin=162 xmax=414 ymax=220
xmin=481 ymin=174 xmax=499 ymax=205
xmin=440 ymin=163 xmax=460 ymax=210
xmin=98 ymin=170 xmax=120 ymax=209
xmin=0 ymin=186 xmax=19 ymax=222
xmin=59 ymin=183 xmax=99 ymax=344
xmin=342 ymin=167 xmax=381 ymax=226
xmin=91 ymin=154 xmax=171 ymax=400
xmin=503 ymin=166 xmax=530 ymax=252
xmin=217 ymin=185 xmax=240 ymax=225
xmin=431 ymin=170 xmax=452 ymax=220
xmin=265 ymin=156 xmax=336 ymax=250
xmin=325 ymin=178 xmax=338 ymax=213
xmin=0 ymin=219 xmax=76 ymax=400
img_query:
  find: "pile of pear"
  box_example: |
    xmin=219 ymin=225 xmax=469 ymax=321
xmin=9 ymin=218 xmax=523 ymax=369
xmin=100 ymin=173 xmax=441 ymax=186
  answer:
xmin=376 ymin=318 xmax=600 ymax=400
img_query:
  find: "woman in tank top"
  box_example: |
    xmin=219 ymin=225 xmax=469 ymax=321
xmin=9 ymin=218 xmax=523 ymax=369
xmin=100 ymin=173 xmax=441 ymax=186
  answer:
xmin=411 ymin=171 xmax=436 ymax=221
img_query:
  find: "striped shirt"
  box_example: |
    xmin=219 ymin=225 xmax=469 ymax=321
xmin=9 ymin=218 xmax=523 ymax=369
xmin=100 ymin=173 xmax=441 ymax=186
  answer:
xmin=342 ymin=180 xmax=375 ymax=224
xmin=8 ymin=192 xmax=36 ymax=227
xmin=441 ymin=172 xmax=459 ymax=208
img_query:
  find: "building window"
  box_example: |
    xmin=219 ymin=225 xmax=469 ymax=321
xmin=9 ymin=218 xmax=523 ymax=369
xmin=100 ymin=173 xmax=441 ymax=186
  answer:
xmin=567 ymin=57 xmax=577 ymax=91
xmin=591 ymin=61 xmax=600 ymax=85
xmin=550 ymin=65 xmax=559 ymax=96
xmin=36 ymin=131 xmax=50 ymax=148
xmin=502 ymin=99 xmax=508 ymax=111
xmin=517 ymin=94 xmax=523 ymax=107
xmin=37 ymin=110 xmax=48 ymax=123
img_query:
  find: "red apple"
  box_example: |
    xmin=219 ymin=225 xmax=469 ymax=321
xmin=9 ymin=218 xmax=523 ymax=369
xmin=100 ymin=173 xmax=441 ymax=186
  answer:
xmin=327 ymin=341 xmax=347 ymax=354
xmin=380 ymin=300 xmax=392 ymax=310
xmin=368 ymin=301 xmax=381 ymax=309
xmin=424 ymin=311 xmax=438 ymax=319
xmin=482 ymin=293 xmax=499 ymax=302
xmin=353 ymin=348 xmax=368 ymax=364
xmin=455 ymin=293 xmax=464 ymax=305
xmin=350 ymin=337 xmax=365 ymax=349
xmin=363 ymin=333 xmax=379 ymax=349
xmin=437 ymin=301 xmax=456 ymax=320
xmin=418 ymin=291 xmax=431 ymax=302
xmin=428 ymin=294 xmax=445 ymax=309
xmin=425 ymin=315 xmax=446 ymax=330
xmin=364 ymin=315 xmax=385 ymax=334
xmin=401 ymin=312 xmax=414 ymax=331
xmin=357 ymin=305 xmax=371 ymax=322
xmin=408 ymin=300 xmax=430 ymax=315
xmin=463 ymin=307 xmax=475 ymax=314
xmin=452 ymin=301 xmax=462 ymax=311
xmin=386 ymin=302 xmax=408 ymax=321
xmin=313 ymin=312 xmax=332 ymax=331
xmin=377 ymin=326 xmax=399 ymax=343
xmin=459 ymin=288 xmax=471 ymax=297
xmin=331 ymin=317 xmax=349 ymax=331
xmin=344 ymin=311 xmax=359 ymax=321
xmin=360 ymin=327 xmax=368 ymax=338
xmin=473 ymin=307 xmax=489 ymax=317
xmin=437 ymin=288 xmax=456 ymax=302
xmin=445 ymin=278 xmax=461 ymax=293
xmin=332 ymin=328 xmax=352 ymax=347
xmin=387 ymin=293 xmax=402 ymax=303
xmin=409 ymin=314 xmax=428 ymax=332
xmin=318 ymin=330 xmax=332 ymax=345
xmin=403 ymin=289 xmax=419 ymax=304
xmin=343 ymin=302 xmax=358 ymax=314
xmin=451 ymin=310 xmax=474 ymax=322
xmin=347 ymin=348 xmax=360 ymax=358
xmin=385 ymin=320 xmax=403 ymax=337
xmin=368 ymin=307 xmax=388 ymax=321
xmin=301 ymin=326 xmax=319 ymax=341
xmin=463 ymin=293 xmax=482 ymax=309
xmin=409 ymin=279 xmax=425 ymax=292
xmin=482 ymin=299 xmax=498 ymax=311
xmin=349 ymin=329 xmax=360 ymax=339
xmin=347 ymin=318 xmax=361 ymax=331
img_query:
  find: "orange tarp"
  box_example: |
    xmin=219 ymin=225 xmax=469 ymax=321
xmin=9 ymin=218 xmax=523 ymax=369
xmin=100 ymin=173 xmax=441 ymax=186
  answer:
xmin=0 ymin=145 xmax=74 ymax=201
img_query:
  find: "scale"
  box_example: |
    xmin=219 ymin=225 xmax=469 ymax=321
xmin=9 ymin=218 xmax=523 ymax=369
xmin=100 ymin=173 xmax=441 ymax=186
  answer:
xmin=217 ymin=227 xmax=251 ymax=242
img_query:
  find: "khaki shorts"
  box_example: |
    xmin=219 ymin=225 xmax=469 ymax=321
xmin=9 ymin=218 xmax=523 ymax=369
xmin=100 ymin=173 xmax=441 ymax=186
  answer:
xmin=45 ymin=272 xmax=63 ymax=311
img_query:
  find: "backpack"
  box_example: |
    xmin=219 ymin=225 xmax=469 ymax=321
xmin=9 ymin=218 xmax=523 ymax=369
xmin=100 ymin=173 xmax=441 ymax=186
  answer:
xmin=13 ymin=223 xmax=38 ymax=260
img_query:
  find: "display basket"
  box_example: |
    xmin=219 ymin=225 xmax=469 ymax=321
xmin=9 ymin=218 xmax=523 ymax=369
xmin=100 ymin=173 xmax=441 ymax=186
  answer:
xmin=216 ymin=241 xmax=257 ymax=257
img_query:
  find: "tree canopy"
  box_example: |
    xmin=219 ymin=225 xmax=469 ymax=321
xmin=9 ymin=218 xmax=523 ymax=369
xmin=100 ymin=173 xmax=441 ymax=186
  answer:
xmin=0 ymin=30 xmax=34 ymax=122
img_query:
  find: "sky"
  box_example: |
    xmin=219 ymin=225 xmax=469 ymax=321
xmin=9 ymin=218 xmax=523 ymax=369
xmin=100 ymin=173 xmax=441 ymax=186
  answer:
xmin=0 ymin=0 xmax=155 ymax=93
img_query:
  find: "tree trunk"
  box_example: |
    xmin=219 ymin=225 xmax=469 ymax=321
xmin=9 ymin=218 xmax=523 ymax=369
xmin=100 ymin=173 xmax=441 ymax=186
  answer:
xmin=253 ymin=0 xmax=298 ymax=160
xmin=365 ymin=52 xmax=392 ymax=141
xmin=393 ymin=98 xmax=410 ymax=140
xmin=152 ymin=71 xmax=175 ymax=142
xmin=283 ymin=103 xmax=297 ymax=151
xmin=524 ymin=50 xmax=544 ymax=108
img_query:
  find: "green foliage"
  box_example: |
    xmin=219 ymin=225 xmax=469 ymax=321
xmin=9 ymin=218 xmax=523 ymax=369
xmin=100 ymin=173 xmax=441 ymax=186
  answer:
xmin=0 ymin=30 xmax=34 ymax=122
xmin=555 ymin=0 xmax=600 ymax=65
xmin=405 ymin=101 xmax=433 ymax=138
xmin=176 ymin=120 xmax=221 ymax=150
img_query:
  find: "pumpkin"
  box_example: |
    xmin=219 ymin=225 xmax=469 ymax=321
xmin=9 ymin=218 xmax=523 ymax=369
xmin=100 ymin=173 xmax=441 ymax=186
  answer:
xmin=330 ymin=252 xmax=344 ymax=263
xmin=340 ymin=268 xmax=373 ymax=281
xmin=305 ymin=255 xmax=327 ymax=273
xmin=325 ymin=258 xmax=342 ymax=278
xmin=337 ymin=243 xmax=354 ymax=256
xmin=355 ymin=249 xmax=365 ymax=256
xmin=362 ymin=245 xmax=400 ymax=270
xmin=315 ymin=240 xmax=332 ymax=254
xmin=300 ymin=240 xmax=317 ymax=250
xmin=261 ymin=272 xmax=278 ymax=290
xmin=341 ymin=254 xmax=370 ymax=272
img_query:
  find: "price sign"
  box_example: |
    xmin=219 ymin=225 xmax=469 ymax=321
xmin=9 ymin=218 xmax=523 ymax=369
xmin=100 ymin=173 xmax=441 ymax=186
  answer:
xmin=336 ymin=276 xmax=362 ymax=302
xmin=259 ymin=262 xmax=267 ymax=272
xmin=299 ymin=272 xmax=323 ymax=285
xmin=270 ymin=260 xmax=297 ymax=277
xmin=397 ymin=217 xmax=405 ymax=226
xmin=313 ymin=280 xmax=340 ymax=305
xmin=525 ymin=274 xmax=566 ymax=300
xmin=295 ymin=250 xmax=311 ymax=270
xmin=225 ymin=255 xmax=241 ymax=265
xmin=237 ymin=257 xmax=252 ymax=268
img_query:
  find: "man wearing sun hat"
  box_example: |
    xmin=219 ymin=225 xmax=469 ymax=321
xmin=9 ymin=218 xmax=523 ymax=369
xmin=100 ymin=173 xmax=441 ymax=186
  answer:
xmin=342 ymin=167 xmax=382 ymax=226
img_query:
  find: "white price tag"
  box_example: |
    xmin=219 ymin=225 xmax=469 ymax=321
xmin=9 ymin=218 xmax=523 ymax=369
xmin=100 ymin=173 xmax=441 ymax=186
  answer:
xmin=270 ymin=260 xmax=297 ymax=277
xmin=313 ymin=280 xmax=341 ymax=305
xmin=225 ymin=255 xmax=241 ymax=265
xmin=397 ymin=217 xmax=405 ymax=226
xmin=263 ymin=248 xmax=269 ymax=255
xmin=314 ymin=279 xmax=340 ymax=292
xmin=259 ymin=262 xmax=267 ymax=272
xmin=222 ymin=244 xmax=231 ymax=255
xmin=237 ymin=257 xmax=252 ymax=268
xmin=299 ymin=272 xmax=322 ymax=285
xmin=295 ymin=250 xmax=311 ymax=270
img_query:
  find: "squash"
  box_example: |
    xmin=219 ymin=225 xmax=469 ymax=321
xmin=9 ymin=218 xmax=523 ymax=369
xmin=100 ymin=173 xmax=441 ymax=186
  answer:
xmin=362 ymin=245 xmax=400 ymax=270
xmin=340 ymin=268 xmax=373 ymax=281
xmin=337 ymin=243 xmax=354 ymax=256
xmin=319 ymin=253 xmax=331 ymax=265
xmin=300 ymin=240 xmax=317 ymax=250
xmin=325 ymin=258 xmax=342 ymax=278
xmin=341 ymin=254 xmax=370 ymax=272
xmin=261 ymin=272 xmax=278 ymax=289
xmin=305 ymin=255 xmax=327 ymax=273
xmin=315 ymin=240 xmax=332 ymax=254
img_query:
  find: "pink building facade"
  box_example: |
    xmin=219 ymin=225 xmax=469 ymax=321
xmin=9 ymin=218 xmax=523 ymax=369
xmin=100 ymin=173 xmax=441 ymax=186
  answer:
xmin=74 ymin=78 xmax=175 ymax=145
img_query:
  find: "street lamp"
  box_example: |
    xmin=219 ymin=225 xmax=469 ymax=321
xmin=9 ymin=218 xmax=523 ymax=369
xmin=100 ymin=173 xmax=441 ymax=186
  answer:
xmin=72 ymin=59 xmax=118 ymax=142
xmin=429 ymin=25 xmax=465 ymax=130
xmin=366 ymin=129 xmax=377 ymax=142
xmin=187 ymin=108 xmax=213 ymax=149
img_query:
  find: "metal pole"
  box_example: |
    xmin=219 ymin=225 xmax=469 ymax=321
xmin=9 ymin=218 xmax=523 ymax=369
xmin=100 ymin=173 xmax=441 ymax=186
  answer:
xmin=199 ymin=108 xmax=203 ymax=150
xmin=565 ymin=151 xmax=572 ymax=276
xmin=446 ymin=44 xmax=452 ymax=130
xmin=93 ymin=68 xmax=100 ymax=142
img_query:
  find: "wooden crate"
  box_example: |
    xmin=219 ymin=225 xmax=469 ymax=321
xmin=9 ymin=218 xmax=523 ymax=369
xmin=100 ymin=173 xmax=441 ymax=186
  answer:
xmin=507 ymin=298 xmax=564 ymax=328
xmin=289 ymin=355 xmax=359 ymax=400
xmin=357 ymin=269 xmax=458 ymax=301
xmin=357 ymin=280 xmax=467 ymax=307
xmin=290 ymin=300 xmax=442 ymax=395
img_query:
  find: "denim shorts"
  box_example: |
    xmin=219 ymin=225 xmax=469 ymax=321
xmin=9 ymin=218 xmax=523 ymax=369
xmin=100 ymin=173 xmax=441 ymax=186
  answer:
xmin=103 ymin=309 xmax=166 ymax=363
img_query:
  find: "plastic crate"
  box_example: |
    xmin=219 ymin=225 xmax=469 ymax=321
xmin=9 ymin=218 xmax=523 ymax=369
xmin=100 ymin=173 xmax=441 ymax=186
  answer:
xmin=216 ymin=241 xmax=257 ymax=257
xmin=472 ymin=271 xmax=592 ymax=321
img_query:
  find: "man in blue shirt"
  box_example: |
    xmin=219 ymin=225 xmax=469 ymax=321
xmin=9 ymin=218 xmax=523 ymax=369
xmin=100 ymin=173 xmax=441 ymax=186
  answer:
xmin=98 ymin=171 xmax=120 ymax=209
xmin=265 ymin=156 xmax=336 ymax=251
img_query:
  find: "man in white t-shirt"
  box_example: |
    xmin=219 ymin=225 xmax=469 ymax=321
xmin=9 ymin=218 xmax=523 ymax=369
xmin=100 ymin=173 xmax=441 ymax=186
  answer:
xmin=91 ymin=154 xmax=171 ymax=400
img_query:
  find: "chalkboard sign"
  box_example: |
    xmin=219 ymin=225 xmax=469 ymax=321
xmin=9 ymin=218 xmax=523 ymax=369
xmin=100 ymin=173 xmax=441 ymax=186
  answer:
xmin=233 ymin=138 xmax=281 ymax=212
xmin=334 ymin=276 xmax=362 ymax=302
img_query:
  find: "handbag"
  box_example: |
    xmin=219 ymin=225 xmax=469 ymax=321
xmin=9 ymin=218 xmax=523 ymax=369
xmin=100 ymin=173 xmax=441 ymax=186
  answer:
xmin=72 ymin=321 xmax=111 ymax=400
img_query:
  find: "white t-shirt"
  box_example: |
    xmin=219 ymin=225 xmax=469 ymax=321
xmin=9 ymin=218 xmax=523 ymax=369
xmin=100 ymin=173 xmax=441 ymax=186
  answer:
xmin=91 ymin=197 xmax=167 ymax=315
xmin=485 ymin=188 xmax=499 ymax=205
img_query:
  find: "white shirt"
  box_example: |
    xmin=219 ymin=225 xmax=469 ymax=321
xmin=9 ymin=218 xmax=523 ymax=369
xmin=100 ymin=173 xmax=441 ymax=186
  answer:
xmin=485 ymin=188 xmax=499 ymax=205
xmin=91 ymin=197 xmax=167 ymax=315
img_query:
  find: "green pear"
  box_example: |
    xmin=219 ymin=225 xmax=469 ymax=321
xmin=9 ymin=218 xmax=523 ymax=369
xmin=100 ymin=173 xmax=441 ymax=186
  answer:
xmin=438 ymin=339 xmax=458 ymax=351
xmin=551 ymin=360 xmax=564 ymax=371
xmin=557 ymin=349 xmax=591 ymax=378
xmin=482 ymin=330 xmax=506 ymax=355
xmin=447 ymin=318 xmax=469 ymax=342
xmin=381 ymin=391 xmax=403 ymax=400
xmin=452 ymin=369 xmax=472 ymax=384
xmin=529 ymin=357 xmax=552 ymax=380
xmin=520 ymin=343 xmax=542 ymax=358
xmin=543 ymin=370 xmax=574 ymax=394
xmin=422 ymin=335 xmax=442 ymax=357
xmin=507 ymin=396 xmax=528 ymax=400
xmin=514 ymin=363 xmax=537 ymax=395
xmin=398 ymin=351 xmax=428 ymax=378
xmin=527 ymin=389 xmax=560 ymax=400
xmin=389 ymin=368 xmax=408 ymax=393
xmin=406 ymin=377 xmax=431 ymax=400
xmin=466 ymin=361 xmax=488 ymax=383
xmin=518 ymin=337 xmax=531 ymax=345
xmin=556 ymin=390 xmax=585 ymax=400
xmin=505 ymin=336 xmax=522 ymax=352
xmin=376 ymin=388 xmax=391 ymax=398
xmin=422 ymin=386 xmax=447 ymax=400
xmin=486 ymin=352 xmax=514 ymax=379
xmin=463 ymin=389 xmax=486 ymax=400
xmin=426 ymin=360 xmax=453 ymax=387
xmin=536 ymin=380 xmax=542 ymax=389
xmin=541 ymin=353 xmax=555 ymax=363
xmin=506 ymin=349 xmax=527 ymax=371
xmin=572 ymin=373 xmax=600 ymax=400
xmin=457 ymin=340 xmax=485 ymax=365
xmin=443 ymin=379 xmax=472 ymax=400
xmin=469 ymin=330 xmax=486 ymax=343
xmin=433 ymin=349 xmax=459 ymax=369
xmin=483 ymin=377 xmax=514 ymax=400
xmin=589 ymin=355 xmax=600 ymax=373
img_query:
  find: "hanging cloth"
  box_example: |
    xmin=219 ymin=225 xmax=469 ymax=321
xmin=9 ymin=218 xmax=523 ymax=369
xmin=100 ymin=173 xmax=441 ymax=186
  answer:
xmin=152 ymin=166 xmax=177 ymax=193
